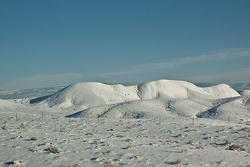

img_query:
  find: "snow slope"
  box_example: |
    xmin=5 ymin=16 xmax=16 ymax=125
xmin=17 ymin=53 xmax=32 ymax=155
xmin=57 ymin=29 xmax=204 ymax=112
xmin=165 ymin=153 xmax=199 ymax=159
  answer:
xmin=0 ymin=99 xmax=23 ymax=111
xmin=31 ymin=82 xmax=139 ymax=110
xmin=198 ymin=93 xmax=250 ymax=123
xmin=203 ymin=84 xmax=239 ymax=99
xmin=67 ymin=99 xmax=173 ymax=119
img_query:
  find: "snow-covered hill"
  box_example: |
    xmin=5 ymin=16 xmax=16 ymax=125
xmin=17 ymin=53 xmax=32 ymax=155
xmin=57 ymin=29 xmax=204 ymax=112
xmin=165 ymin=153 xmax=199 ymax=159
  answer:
xmin=30 ymin=82 xmax=139 ymax=110
xmin=26 ymin=79 xmax=246 ymax=122
xmin=31 ymin=80 xmax=239 ymax=108
xmin=138 ymin=80 xmax=239 ymax=100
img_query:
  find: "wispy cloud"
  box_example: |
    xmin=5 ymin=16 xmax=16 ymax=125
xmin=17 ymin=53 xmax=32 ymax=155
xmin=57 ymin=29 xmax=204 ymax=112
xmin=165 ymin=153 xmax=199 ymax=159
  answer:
xmin=1 ymin=73 xmax=88 ymax=90
xmin=188 ymin=67 xmax=250 ymax=83
xmin=101 ymin=48 xmax=250 ymax=77
xmin=1 ymin=48 xmax=250 ymax=90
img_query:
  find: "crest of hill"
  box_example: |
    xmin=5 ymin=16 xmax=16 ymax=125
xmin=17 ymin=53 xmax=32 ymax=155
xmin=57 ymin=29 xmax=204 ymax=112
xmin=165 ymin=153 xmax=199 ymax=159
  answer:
xmin=138 ymin=80 xmax=208 ymax=99
xmin=138 ymin=80 xmax=239 ymax=100
xmin=30 ymin=80 xmax=240 ymax=110
xmin=203 ymin=84 xmax=240 ymax=99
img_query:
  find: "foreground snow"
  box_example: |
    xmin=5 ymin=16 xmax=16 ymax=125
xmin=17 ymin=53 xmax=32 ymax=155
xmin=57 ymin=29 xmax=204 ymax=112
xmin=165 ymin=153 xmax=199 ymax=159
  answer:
xmin=0 ymin=109 xmax=249 ymax=167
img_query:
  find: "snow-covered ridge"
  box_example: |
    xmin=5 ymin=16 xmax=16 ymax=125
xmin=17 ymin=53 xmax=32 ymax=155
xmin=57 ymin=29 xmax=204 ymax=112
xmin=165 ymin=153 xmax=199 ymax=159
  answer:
xmin=30 ymin=79 xmax=240 ymax=111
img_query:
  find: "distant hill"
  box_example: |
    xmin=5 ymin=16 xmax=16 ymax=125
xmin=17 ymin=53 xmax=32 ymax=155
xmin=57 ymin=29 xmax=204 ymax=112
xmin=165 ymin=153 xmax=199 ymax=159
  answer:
xmin=0 ymin=86 xmax=64 ymax=99
xmin=1 ymin=79 xmax=249 ymax=123
xmin=196 ymin=82 xmax=250 ymax=92
xmin=230 ymin=83 xmax=250 ymax=92
xmin=27 ymin=79 xmax=245 ymax=122
xmin=1 ymin=81 xmax=249 ymax=100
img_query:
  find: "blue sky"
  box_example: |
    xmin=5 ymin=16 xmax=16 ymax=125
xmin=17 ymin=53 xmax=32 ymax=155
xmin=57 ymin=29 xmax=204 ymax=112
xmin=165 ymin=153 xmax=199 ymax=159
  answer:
xmin=1 ymin=0 xmax=250 ymax=90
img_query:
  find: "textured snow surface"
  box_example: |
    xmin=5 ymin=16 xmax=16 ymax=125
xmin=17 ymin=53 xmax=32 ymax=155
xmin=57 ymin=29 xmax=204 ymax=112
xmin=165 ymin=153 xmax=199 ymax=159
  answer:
xmin=0 ymin=110 xmax=249 ymax=167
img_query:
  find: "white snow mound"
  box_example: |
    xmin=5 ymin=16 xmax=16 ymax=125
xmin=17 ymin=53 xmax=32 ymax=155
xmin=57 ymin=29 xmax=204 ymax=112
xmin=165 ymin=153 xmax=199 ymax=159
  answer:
xmin=138 ymin=80 xmax=212 ymax=99
xmin=33 ymin=82 xmax=139 ymax=110
xmin=138 ymin=80 xmax=239 ymax=100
